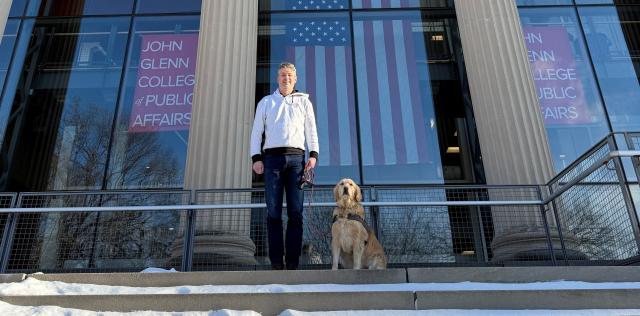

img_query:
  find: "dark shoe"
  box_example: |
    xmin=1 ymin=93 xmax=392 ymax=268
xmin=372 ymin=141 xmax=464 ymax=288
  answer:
xmin=286 ymin=263 xmax=298 ymax=270
xmin=271 ymin=263 xmax=284 ymax=270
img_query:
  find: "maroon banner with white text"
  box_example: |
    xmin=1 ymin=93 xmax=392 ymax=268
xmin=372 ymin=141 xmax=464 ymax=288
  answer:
xmin=129 ymin=33 xmax=198 ymax=132
xmin=524 ymin=27 xmax=592 ymax=125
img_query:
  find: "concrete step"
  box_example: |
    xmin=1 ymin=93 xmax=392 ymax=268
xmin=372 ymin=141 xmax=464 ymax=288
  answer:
xmin=16 ymin=266 xmax=640 ymax=286
xmin=26 ymin=268 xmax=407 ymax=286
xmin=408 ymin=266 xmax=640 ymax=283
xmin=2 ymin=289 xmax=640 ymax=315
xmin=0 ymin=292 xmax=416 ymax=316
xmin=416 ymin=289 xmax=640 ymax=310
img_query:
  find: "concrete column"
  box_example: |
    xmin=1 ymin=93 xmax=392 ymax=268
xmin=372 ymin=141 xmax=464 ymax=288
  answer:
xmin=0 ymin=0 xmax=11 ymax=42
xmin=454 ymin=0 xmax=577 ymax=262
xmin=172 ymin=1 xmax=259 ymax=268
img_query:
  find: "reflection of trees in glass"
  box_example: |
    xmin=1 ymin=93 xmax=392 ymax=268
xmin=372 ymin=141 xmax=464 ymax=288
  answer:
xmin=93 ymin=211 xmax=179 ymax=264
xmin=52 ymin=196 xmax=182 ymax=270
xmin=35 ymin=98 xmax=184 ymax=269
xmin=47 ymin=97 xmax=181 ymax=189
xmin=559 ymin=185 xmax=638 ymax=260
xmin=107 ymin=129 xmax=180 ymax=189
xmin=48 ymin=97 xmax=110 ymax=189
xmin=46 ymin=96 xmax=181 ymax=189
xmin=302 ymin=206 xmax=334 ymax=264
xmin=380 ymin=207 xmax=454 ymax=263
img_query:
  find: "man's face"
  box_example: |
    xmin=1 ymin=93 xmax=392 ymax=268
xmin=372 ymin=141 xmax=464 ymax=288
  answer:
xmin=277 ymin=67 xmax=297 ymax=94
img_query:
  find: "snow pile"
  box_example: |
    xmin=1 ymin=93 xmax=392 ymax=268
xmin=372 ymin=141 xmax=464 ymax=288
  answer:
xmin=0 ymin=301 xmax=258 ymax=316
xmin=140 ymin=267 xmax=178 ymax=273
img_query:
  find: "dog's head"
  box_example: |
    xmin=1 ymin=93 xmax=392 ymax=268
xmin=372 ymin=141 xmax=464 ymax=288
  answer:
xmin=333 ymin=178 xmax=362 ymax=209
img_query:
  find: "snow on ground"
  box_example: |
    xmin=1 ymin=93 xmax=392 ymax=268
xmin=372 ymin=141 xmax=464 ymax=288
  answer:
xmin=1 ymin=303 xmax=640 ymax=316
xmin=0 ymin=301 xmax=259 ymax=316
xmin=140 ymin=267 xmax=178 ymax=273
xmin=2 ymin=278 xmax=640 ymax=315
xmin=2 ymin=277 xmax=640 ymax=296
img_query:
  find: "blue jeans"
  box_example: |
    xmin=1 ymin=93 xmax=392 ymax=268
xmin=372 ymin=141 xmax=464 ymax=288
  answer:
xmin=263 ymin=154 xmax=305 ymax=268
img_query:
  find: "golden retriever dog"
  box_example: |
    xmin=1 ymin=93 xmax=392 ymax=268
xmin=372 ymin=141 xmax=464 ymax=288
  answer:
xmin=331 ymin=178 xmax=387 ymax=270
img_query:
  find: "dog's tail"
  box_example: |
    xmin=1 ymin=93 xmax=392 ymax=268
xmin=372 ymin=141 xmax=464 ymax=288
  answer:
xmin=368 ymin=254 xmax=387 ymax=270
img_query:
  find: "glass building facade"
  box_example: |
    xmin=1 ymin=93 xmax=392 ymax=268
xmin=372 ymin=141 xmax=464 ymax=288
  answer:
xmin=1 ymin=0 xmax=637 ymax=192
xmin=0 ymin=0 xmax=201 ymax=192
xmin=0 ymin=0 xmax=639 ymax=270
xmin=517 ymin=0 xmax=640 ymax=170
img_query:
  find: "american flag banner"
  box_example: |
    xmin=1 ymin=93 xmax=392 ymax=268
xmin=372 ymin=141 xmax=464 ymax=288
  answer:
xmin=352 ymin=0 xmax=422 ymax=8
xmin=281 ymin=16 xmax=358 ymax=167
xmin=274 ymin=13 xmax=437 ymax=168
xmin=269 ymin=0 xmax=349 ymax=10
xmin=352 ymin=17 xmax=434 ymax=166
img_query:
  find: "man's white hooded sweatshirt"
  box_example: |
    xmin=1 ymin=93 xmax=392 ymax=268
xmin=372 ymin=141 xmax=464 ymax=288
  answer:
xmin=250 ymin=90 xmax=319 ymax=163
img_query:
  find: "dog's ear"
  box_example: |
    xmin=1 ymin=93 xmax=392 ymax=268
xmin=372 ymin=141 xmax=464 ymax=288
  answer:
xmin=333 ymin=182 xmax=340 ymax=202
xmin=355 ymin=185 xmax=363 ymax=203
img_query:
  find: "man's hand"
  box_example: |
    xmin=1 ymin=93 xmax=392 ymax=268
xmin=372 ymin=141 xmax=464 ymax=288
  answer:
xmin=305 ymin=157 xmax=316 ymax=171
xmin=253 ymin=161 xmax=264 ymax=175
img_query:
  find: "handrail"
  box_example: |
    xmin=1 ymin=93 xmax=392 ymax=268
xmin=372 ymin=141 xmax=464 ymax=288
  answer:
xmin=3 ymin=151 xmax=637 ymax=214
xmin=542 ymin=150 xmax=640 ymax=205
xmin=0 ymin=200 xmax=543 ymax=213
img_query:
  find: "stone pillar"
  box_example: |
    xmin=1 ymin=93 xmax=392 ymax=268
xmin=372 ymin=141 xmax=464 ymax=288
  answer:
xmin=0 ymin=0 xmax=11 ymax=42
xmin=172 ymin=1 xmax=259 ymax=268
xmin=454 ymin=0 xmax=576 ymax=262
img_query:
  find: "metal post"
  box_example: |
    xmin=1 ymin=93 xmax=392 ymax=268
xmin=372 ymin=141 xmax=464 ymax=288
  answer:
xmin=624 ymin=133 xmax=640 ymax=191
xmin=539 ymin=192 xmax=557 ymax=266
xmin=546 ymin=185 xmax=569 ymax=265
xmin=608 ymin=136 xmax=640 ymax=254
xmin=181 ymin=190 xmax=197 ymax=272
xmin=0 ymin=195 xmax=19 ymax=273
xmin=369 ymin=187 xmax=381 ymax=241
xmin=471 ymin=189 xmax=489 ymax=264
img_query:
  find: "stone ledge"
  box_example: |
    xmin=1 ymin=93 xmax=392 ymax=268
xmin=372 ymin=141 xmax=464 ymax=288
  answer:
xmin=408 ymin=266 xmax=640 ymax=283
xmin=0 ymin=274 xmax=25 ymax=283
xmin=28 ymin=269 xmax=407 ymax=286
xmin=416 ymin=289 xmax=640 ymax=310
xmin=0 ymin=292 xmax=415 ymax=316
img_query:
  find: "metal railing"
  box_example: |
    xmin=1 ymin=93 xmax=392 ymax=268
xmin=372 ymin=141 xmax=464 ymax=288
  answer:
xmin=0 ymin=133 xmax=638 ymax=272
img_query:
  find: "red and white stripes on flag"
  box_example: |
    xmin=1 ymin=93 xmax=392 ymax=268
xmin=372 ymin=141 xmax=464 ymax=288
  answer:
xmin=284 ymin=16 xmax=431 ymax=167
xmin=353 ymin=18 xmax=430 ymax=166
xmin=352 ymin=0 xmax=420 ymax=8
xmin=285 ymin=17 xmax=358 ymax=168
xmin=287 ymin=44 xmax=359 ymax=167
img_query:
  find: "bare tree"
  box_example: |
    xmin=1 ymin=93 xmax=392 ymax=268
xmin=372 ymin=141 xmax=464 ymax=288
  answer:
xmin=35 ymin=101 xmax=184 ymax=270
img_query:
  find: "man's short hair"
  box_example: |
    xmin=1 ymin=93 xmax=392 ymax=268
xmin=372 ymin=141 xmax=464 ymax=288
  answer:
xmin=279 ymin=62 xmax=296 ymax=73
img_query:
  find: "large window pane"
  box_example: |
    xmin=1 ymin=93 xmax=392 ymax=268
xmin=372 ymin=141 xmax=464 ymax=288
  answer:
xmin=0 ymin=20 xmax=20 ymax=90
xmin=576 ymin=0 xmax=640 ymax=4
xmin=25 ymin=0 xmax=134 ymax=16
xmin=136 ymin=0 xmax=201 ymax=14
xmin=107 ymin=16 xmax=200 ymax=189
xmin=579 ymin=6 xmax=640 ymax=131
xmin=9 ymin=0 xmax=28 ymax=17
xmin=0 ymin=19 xmax=33 ymax=155
xmin=352 ymin=11 xmax=444 ymax=184
xmin=257 ymin=12 xmax=360 ymax=184
xmin=519 ymin=7 xmax=610 ymax=171
xmin=0 ymin=17 xmax=130 ymax=191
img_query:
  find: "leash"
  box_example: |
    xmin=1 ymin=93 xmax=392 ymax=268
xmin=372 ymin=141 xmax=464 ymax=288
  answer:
xmin=301 ymin=169 xmax=319 ymax=238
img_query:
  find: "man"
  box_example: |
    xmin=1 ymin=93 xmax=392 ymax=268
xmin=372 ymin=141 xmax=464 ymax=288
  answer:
xmin=250 ymin=62 xmax=319 ymax=270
